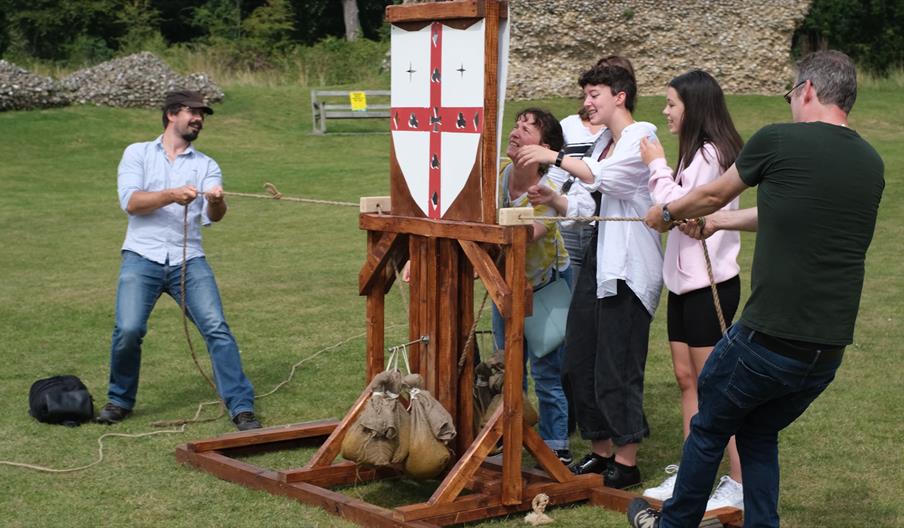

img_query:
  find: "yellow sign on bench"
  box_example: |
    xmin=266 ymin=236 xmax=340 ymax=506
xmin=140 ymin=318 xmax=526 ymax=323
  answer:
xmin=349 ymin=91 xmax=367 ymax=111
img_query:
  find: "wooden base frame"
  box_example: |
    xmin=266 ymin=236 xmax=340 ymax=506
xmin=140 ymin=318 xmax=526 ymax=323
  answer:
xmin=176 ymin=213 xmax=742 ymax=527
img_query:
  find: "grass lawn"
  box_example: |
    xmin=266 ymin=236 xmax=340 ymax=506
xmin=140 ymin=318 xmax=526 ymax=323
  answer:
xmin=0 ymin=81 xmax=901 ymax=527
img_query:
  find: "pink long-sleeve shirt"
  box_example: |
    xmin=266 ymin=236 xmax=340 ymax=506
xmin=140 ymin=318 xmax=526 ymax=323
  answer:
xmin=648 ymin=143 xmax=740 ymax=294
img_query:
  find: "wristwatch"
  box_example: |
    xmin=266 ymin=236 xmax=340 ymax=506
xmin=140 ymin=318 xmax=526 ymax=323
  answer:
xmin=662 ymin=202 xmax=673 ymax=223
xmin=554 ymin=150 xmax=566 ymax=168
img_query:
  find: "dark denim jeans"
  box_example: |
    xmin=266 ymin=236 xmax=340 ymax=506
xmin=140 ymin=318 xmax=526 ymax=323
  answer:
xmin=107 ymin=251 xmax=256 ymax=418
xmin=661 ymin=323 xmax=843 ymax=528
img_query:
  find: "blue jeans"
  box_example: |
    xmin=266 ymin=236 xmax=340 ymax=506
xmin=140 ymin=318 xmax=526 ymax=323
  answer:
xmin=661 ymin=323 xmax=843 ymax=528
xmin=492 ymin=267 xmax=573 ymax=451
xmin=108 ymin=251 xmax=256 ymax=418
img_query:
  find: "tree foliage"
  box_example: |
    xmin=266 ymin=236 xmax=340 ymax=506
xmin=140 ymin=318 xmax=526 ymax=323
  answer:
xmin=794 ymin=0 xmax=904 ymax=73
xmin=0 ymin=0 xmax=394 ymax=67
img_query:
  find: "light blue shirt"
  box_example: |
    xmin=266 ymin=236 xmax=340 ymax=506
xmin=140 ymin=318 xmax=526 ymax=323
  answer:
xmin=117 ymin=135 xmax=221 ymax=265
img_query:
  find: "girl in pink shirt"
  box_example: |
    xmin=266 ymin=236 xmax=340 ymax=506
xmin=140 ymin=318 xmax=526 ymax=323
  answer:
xmin=639 ymin=70 xmax=745 ymax=510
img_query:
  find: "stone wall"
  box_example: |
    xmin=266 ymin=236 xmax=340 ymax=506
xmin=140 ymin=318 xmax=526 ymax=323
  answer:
xmin=507 ymin=0 xmax=811 ymax=99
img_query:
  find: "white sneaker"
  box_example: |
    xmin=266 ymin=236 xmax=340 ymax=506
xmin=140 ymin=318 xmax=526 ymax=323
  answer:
xmin=706 ymin=475 xmax=744 ymax=511
xmin=643 ymin=464 xmax=679 ymax=501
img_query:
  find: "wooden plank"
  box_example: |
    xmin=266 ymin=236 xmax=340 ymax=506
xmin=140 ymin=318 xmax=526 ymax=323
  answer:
xmin=360 ymin=196 xmax=392 ymax=214
xmin=359 ymin=231 xmax=404 ymax=294
xmin=176 ymin=449 xmax=436 ymax=528
xmin=481 ymin=0 xmax=501 ymax=224
xmin=428 ymin=405 xmax=503 ymax=504
xmin=423 ymin=238 xmax=439 ymax=393
xmin=322 ymin=111 xmax=391 ymax=119
xmin=366 ymin=271 xmax=386 ymax=381
xmin=279 ymin=460 xmax=399 ymax=486
xmin=408 ymin=236 xmax=424 ymax=375
xmin=522 ymin=424 xmax=574 ymax=483
xmin=185 ymin=419 xmax=338 ymax=453
xmin=360 ymin=214 xmax=511 ymax=245
xmin=455 ymin=257 xmax=475 ymax=454
xmin=313 ymin=90 xmax=391 ymax=97
xmin=458 ymin=240 xmax=510 ymax=317
xmin=588 ymin=488 xmax=742 ymax=526
xmin=501 ymin=226 xmax=528 ymax=505
xmin=305 ymin=386 xmax=373 ymax=468
xmin=435 ymin=239 xmax=458 ymax=411
xmin=386 ymin=0 xmax=482 ymax=22
xmin=415 ymin=477 xmax=596 ymax=525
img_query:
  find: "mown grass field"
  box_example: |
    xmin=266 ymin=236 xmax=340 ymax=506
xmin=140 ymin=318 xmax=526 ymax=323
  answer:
xmin=0 ymin=81 xmax=900 ymax=527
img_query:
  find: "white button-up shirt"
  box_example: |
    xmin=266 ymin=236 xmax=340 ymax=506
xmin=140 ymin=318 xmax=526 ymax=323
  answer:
xmin=569 ymin=122 xmax=664 ymax=316
xmin=117 ymin=135 xmax=221 ymax=265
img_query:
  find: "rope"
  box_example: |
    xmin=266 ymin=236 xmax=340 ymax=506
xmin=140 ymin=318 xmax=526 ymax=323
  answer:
xmin=151 ymin=206 xmax=227 ymax=428
xmin=0 ymin=427 xmax=190 ymax=474
xmin=457 ymin=253 xmax=503 ymax=374
xmin=701 ymin=238 xmax=728 ymax=334
xmin=515 ymin=211 xmax=728 ymax=333
xmin=222 ymin=182 xmax=358 ymax=208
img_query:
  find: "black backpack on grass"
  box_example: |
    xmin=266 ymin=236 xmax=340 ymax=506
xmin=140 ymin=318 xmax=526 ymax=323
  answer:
xmin=28 ymin=375 xmax=95 ymax=427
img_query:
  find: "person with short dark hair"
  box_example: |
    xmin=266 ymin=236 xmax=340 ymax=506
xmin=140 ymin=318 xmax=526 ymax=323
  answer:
xmin=494 ymin=107 xmax=573 ymax=464
xmin=520 ymin=65 xmax=663 ymax=490
xmin=629 ymin=50 xmax=885 ymax=528
xmin=97 ymin=90 xmax=262 ymax=431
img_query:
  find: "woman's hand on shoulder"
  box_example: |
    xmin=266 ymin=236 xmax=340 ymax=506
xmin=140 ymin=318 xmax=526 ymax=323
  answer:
xmin=640 ymin=137 xmax=666 ymax=166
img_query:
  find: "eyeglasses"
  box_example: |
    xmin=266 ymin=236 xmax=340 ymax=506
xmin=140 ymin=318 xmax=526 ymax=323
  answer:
xmin=783 ymin=80 xmax=807 ymax=104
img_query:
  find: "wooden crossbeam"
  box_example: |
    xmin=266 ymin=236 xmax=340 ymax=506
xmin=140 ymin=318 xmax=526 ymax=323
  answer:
xmin=427 ymin=405 xmax=503 ymax=504
xmin=458 ymin=240 xmax=512 ymax=317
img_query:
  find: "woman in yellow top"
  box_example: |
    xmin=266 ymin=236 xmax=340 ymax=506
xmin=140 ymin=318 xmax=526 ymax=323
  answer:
xmin=493 ymin=108 xmax=572 ymax=464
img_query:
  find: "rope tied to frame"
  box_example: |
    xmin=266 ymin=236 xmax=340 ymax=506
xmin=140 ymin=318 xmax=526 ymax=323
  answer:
xmin=221 ymin=182 xmax=358 ymax=208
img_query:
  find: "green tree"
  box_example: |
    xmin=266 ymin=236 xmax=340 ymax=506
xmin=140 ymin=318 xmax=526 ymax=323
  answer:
xmin=242 ymin=0 xmax=295 ymax=53
xmin=795 ymin=0 xmax=904 ymax=74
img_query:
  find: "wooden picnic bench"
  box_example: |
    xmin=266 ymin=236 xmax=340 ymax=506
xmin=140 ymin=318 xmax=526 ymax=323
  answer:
xmin=310 ymin=89 xmax=391 ymax=133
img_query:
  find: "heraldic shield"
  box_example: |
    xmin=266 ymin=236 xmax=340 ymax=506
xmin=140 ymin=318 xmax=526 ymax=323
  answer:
xmin=391 ymin=20 xmax=486 ymax=220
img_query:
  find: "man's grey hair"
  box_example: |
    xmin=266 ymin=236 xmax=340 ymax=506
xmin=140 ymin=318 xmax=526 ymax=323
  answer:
xmin=796 ymin=50 xmax=857 ymax=113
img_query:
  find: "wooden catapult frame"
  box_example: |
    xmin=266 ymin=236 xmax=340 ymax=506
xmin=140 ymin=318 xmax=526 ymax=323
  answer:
xmin=176 ymin=2 xmax=742 ymax=526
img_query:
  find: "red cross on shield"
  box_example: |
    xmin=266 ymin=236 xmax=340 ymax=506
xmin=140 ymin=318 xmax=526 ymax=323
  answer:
xmin=391 ymin=20 xmax=485 ymax=219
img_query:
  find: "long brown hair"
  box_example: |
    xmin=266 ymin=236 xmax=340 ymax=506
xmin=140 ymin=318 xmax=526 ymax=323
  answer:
xmin=668 ymin=70 xmax=742 ymax=175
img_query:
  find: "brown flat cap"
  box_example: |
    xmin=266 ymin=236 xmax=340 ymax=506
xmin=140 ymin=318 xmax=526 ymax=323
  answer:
xmin=163 ymin=90 xmax=214 ymax=115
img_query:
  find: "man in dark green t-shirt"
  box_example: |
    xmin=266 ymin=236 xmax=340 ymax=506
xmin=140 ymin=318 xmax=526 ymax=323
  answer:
xmin=627 ymin=51 xmax=885 ymax=528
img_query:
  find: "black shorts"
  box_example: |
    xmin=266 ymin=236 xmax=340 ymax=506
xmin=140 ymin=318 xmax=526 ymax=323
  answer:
xmin=667 ymin=275 xmax=741 ymax=347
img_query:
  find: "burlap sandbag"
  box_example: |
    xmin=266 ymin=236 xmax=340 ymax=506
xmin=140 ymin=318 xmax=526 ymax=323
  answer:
xmin=404 ymin=388 xmax=453 ymax=479
xmin=341 ymin=370 xmax=407 ymax=466
xmin=480 ymin=392 xmax=538 ymax=429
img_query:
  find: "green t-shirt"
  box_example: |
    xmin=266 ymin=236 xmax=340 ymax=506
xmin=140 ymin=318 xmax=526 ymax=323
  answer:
xmin=736 ymin=122 xmax=884 ymax=345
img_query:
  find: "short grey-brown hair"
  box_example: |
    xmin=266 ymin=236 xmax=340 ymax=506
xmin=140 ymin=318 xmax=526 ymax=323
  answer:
xmin=795 ymin=50 xmax=857 ymax=113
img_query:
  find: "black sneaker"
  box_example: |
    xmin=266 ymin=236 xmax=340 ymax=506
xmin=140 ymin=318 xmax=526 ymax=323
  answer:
xmin=603 ymin=460 xmax=642 ymax=489
xmin=554 ymin=449 xmax=574 ymax=465
xmin=95 ymin=403 xmax=132 ymax=424
xmin=627 ymin=497 xmax=661 ymax=528
xmin=568 ymin=452 xmax=614 ymax=475
xmin=232 ymin=411 xmax=262 ymax=431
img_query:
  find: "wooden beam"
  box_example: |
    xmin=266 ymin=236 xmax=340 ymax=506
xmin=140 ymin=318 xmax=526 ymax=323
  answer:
xmin=184 ymin=420 xmax=338 ymax=453
xmin=359 ymin=231 xmax=405 ymax=294
xmin=435 ymin=239 xmax=458 ymax=412
xmin=360 ymin=214 xmax=511 ymax=244
xmin=501 ymin=226 xmax=527 ymax=505
xmin=427 ymin=405 xmax=503 ymax=504
xmin=522 ymin=424 xmax=574 ymax=483
xmin=386 ymin=0 xmax=509 ymax=23
xmin=481 ymin=0 xmax=502 ymax=224
xmin=305 ymin=387 xmax=373 ymax=469
xmin=455 ymin=256 xmax=475 ymax=454
xmin=279 ymin=461 xmax=399 ymax=486
xmin=176 ymin=449 xmax=436 ymax=528
xmin=359 ymin=196 xmax=391 ymax=213
xmin=458 ymin=240 xmax=511 ymax=317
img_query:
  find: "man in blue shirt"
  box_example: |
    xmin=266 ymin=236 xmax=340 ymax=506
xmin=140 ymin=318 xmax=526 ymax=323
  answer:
xmin=97 ymin=90 xmax=261 ymax=431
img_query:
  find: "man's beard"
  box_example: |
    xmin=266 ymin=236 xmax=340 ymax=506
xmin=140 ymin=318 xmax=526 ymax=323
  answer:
xmin=180 ymin=121 xmax=202 ymax=142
